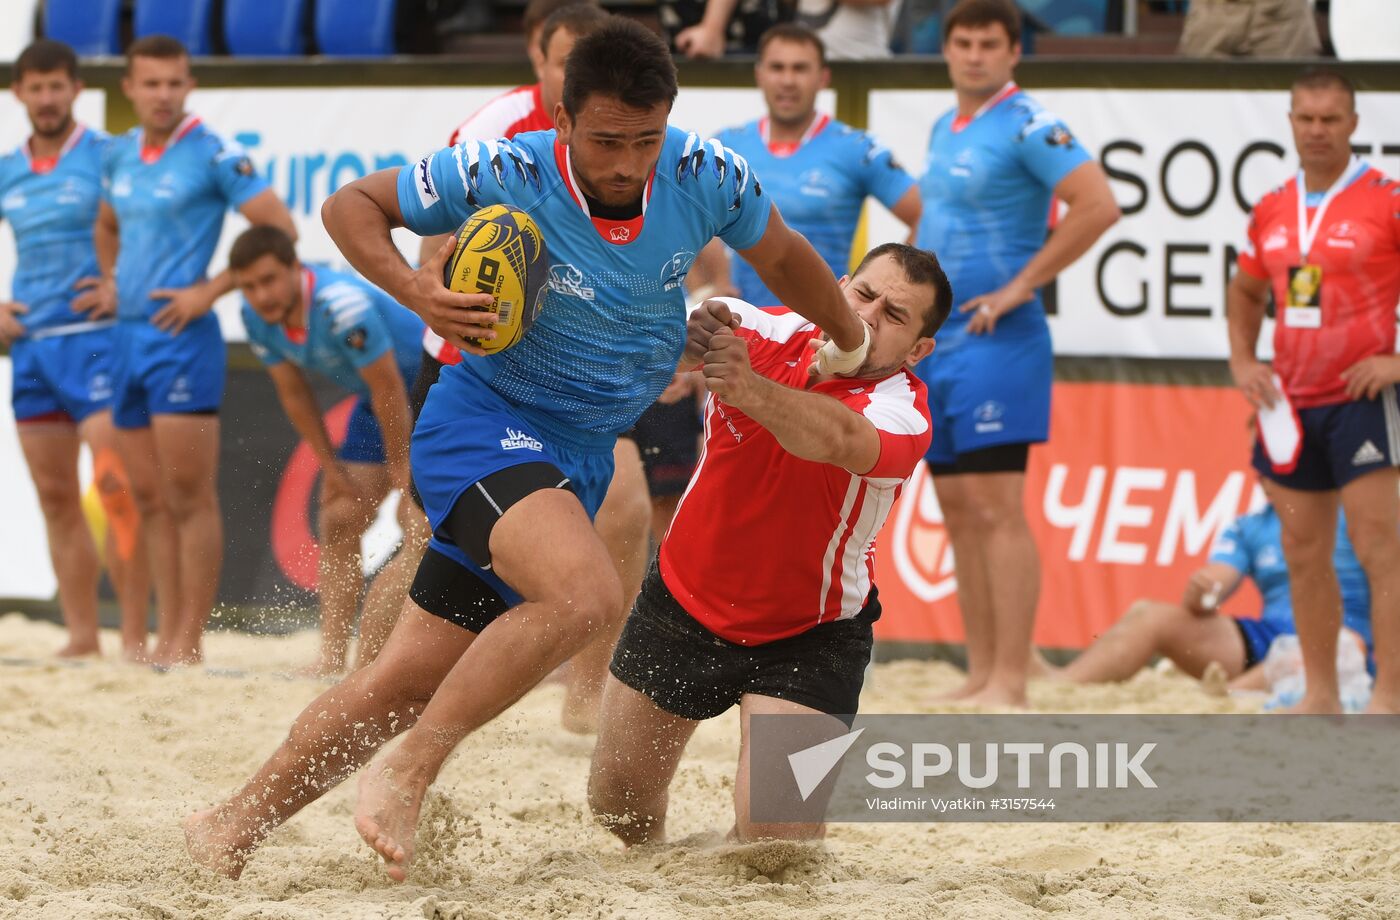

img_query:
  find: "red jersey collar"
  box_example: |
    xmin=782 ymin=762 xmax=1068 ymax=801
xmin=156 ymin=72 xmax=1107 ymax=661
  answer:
xmin=25 ymin=123 xmax=86 ymax=175
xmin=952 ymin=82 xmax=1018 ymax=133
xmin=760 ymin=112 xmax=831 ymax=158
xmin=139 ymin=114 xmax=201 ymax=164
xmin=553 ymin=139 xmax=655 ymax=246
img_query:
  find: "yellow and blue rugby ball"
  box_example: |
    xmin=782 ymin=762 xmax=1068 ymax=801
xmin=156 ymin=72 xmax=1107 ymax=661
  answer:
xmin=443 ymin=204 xmax=549 ymax=355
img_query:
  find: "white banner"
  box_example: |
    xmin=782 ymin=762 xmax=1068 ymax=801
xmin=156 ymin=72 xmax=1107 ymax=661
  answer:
xmin=188 ymin=86 xmax=835 ymax=341
xmin=867 ymin=88 xmax=1400 ymax=359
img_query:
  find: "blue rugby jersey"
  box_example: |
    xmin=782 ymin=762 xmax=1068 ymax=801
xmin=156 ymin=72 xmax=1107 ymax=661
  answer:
xmin=717 ymin=115 xmax=914 ymax=306
xmin=916 ymin=84 xmax=1090 ymax=346
xmin=242 ymin=265 xmax=423 ymax=396
xmin=1209 ymin=505 xmax=1372 ymax=647
xmin=397 ymin=127 xmax=771 ymax=448
xmin=103 ymin=115 xmax=268 ymax=322
xmin=0 ymin=125 xmax=110 ymax=336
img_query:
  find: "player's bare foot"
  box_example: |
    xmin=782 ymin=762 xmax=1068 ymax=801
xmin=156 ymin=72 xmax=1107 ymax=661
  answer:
xmin=1283 ymin=694 xmax=1344 ymax=715
xmin=354 ymin=754 xmax=430 ymax=882
xmin=1363 ymin=692 xmax=1400 ymax=715
xmin=153 ymin=644 xmax=204 ymax=669
xmin=122 ymin=643 xmax=151 ymax=664
xmin=961 ymin=683 xmax=1028 ymax=709
xmin=936 ymin=677 xmax=987 ymax=701
xmin=56 ymin=640 xmax=100 ymax=658
xmin=183 ymin=807 xmax=253 ymax=879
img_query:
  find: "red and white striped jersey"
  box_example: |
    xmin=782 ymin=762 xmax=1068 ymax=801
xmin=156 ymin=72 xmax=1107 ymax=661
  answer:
xmin=658 ymin=303 xmax=932 ymax=645
xmin=446 ymin=83 xmax=552 ymax=148
xmin=427 ymin=83 xmax=555 ymax=365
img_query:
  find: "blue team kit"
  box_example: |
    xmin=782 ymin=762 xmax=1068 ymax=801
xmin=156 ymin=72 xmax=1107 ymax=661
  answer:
xmin=103 ymin=115 xmax=268 ymax=428
xmin=0 ymin=125 xmax=115 ymax=422
xmin=716 ymin=116 xmax=915 ymax=306
xmin=397 ymin=127 xmax=770 ymax=600
xmin=243 ymin=265 xmax=425 ymax=464
xmin=1209 ymin=505 xmax=1372 ymax=666
xmin=914 ymin=88 xmax=1090 ymax=464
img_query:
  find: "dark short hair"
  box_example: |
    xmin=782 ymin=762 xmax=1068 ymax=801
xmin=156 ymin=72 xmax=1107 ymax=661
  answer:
xmin=1292 ymin=66 xmax=1356 ymax=111
xmin=563 ymin=19 xmax=677 ymax=117
xmin=853 ymin=243 xmax=954 ymax=338
xmin=125 ymin=35 xmax=190 ymax=73
xmin=539 ymin=5 xmax=611 ymax=58
xmin=524 ymin=0 xmax=598 ymax=38
xmin=14 ymin=40 xmax=78 ymax=83
xmin=229 ymin=225 xmax=297 ymax=272
xmin=943 ymin=0 xmax=1021 ymax=46
xmin=757 ymin=24 xmax=826 ymax=66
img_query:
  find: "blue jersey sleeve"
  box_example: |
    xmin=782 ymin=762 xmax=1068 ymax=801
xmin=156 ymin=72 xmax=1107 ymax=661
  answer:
xmin=321 ymin=280 xmax=396 ymax=372
xmin=852 ymin=130 xmax=917 ymax=210
xmin=1207 ymin=516 xmax=1252 ymax=576
xmin=208 ymin=135 xmax=268 ymax=209
xmin=1011 ymin=103 xmax=1092 ymax=192
xmin=674 ymin=133 xmax=771 ymax=252
xmin=398 ymin=138 xmax=545 ymax=237
xmin=241 ymin=308 xmax=284 ymax=367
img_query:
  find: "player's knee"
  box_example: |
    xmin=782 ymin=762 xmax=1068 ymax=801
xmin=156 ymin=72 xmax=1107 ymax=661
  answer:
xmin=30 ymin=471 xmax=81 ymax=519
xmin=568 ymin=568 xmax=626 ymax=634
xmin=126 ymin=476 xmax=165 ymax=519
xmin=318 ymin=495 xmax=366 ymax=541
xmin=587 ymin=766 xmax=662 ymax=844
xmin=1278 ymin=529 xmax=1332 ymax=571
xmin=1345 ymin=517 xmax=1400 ymax=569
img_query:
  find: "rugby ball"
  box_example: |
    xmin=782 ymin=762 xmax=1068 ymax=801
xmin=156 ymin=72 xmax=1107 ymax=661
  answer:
xmin=443 ymin=204 xmax=549 ymax=355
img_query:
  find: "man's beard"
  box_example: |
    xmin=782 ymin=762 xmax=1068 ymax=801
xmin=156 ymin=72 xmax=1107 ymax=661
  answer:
xmin=33 ymin=112 xmax=73 ymax=140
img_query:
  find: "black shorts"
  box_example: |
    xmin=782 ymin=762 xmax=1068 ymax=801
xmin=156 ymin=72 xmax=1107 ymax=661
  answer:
xmin=610 ymin=563 xmax=878 ymax=722
xmin=621 ymin=399 xmax=703 ymax=497
xmin=926 ymin=442 xmax=1030 ymax=476
xmin=408 ymin=350 xmax=445 ymax=425
xmin=1251 ymin=387 xmax=1400 ymax=491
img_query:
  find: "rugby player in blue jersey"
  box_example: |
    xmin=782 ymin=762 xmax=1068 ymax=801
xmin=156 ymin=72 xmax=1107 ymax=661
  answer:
xmin=916 ymin=0 xmax=1120 ymax=707
xmin=95 ymin=36 xmax=296 ymax=668
xmin=691 ymin=24 xmax=921 ymax=307
xmin=0 ymin=41 xmax=149 ymax=660
xmin=185 ymin=19 xmax=869 ymax=882
xmin=230 ymin=226 xmax=430 ymax=677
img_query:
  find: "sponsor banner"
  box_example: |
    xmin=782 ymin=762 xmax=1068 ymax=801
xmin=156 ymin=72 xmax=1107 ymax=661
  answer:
xmin=751 ymin=714 xmax=1400 ymax=823
xmin=185 ymin=87 xmax=834 ymax=342
xmin=866 ymin=89 xmax=1400 ymax=359
xmin=873 ymin=380 xmax=1263 ymax=649
xmin=0 ymin=90 xmax=107 ymax=309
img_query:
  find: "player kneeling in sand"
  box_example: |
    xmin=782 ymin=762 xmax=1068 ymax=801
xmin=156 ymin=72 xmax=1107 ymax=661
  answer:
xmin=588 ymin=243 xmax=951 ymax=844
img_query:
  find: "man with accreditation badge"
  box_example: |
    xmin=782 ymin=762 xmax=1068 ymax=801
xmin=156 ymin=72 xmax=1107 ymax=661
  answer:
xmin=1227 ymin=67 xmax=1400 ymax=715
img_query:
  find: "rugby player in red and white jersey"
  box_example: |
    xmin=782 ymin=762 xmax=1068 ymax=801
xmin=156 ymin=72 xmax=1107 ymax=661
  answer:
xmin=588 ymin=243 xmax=951 ymax=844
xmin=1228 ymin=67 xmax=1400 ymax=714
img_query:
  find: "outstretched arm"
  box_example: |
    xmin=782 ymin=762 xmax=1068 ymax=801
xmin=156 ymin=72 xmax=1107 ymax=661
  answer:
xmin=736 ymin=206 xmax=867 ymax=369
xmin=701 ymin=330 xmax=880 ymax=474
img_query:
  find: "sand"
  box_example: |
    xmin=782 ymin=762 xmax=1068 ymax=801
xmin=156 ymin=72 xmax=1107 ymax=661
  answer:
xmin=2 ymin=611 xmax=1397 ymax=920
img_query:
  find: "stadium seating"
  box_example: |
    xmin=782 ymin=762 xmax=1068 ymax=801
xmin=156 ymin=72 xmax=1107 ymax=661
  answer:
xmin=224 ymin=0 xmax=309 ymax=56
xmin=135 ymin=0 xmax=216 ymax=56
xmin=43 ymin=0 xmax=122 ymax=56
xmin=316 ymin=0 xmax=398 ymax=56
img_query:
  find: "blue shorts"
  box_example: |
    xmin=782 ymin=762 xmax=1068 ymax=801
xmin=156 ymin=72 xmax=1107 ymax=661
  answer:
xmin=10 ymin=327 xmax=115 ymax=423
xmin=917 ymin=327 xmax=1053 ymax=466
xmin=338 ymin=397 xmax=385 ymax=464
xmin=110 ymin=316 xmax=225 ymax=429
xmin=1233 ymin=616 xmax=1289 ymax=669
xmin=1251 ymin=387 xmax=1400 ymax=492
xmin=411 ymin=366 xmax=615 ymax=606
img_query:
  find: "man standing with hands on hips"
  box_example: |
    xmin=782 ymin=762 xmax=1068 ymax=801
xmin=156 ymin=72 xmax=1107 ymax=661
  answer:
xmin=913 ymin=0 xmax=1119 ymax=707
xmin=1228 ymin=67 xmax=1400 ymax=715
